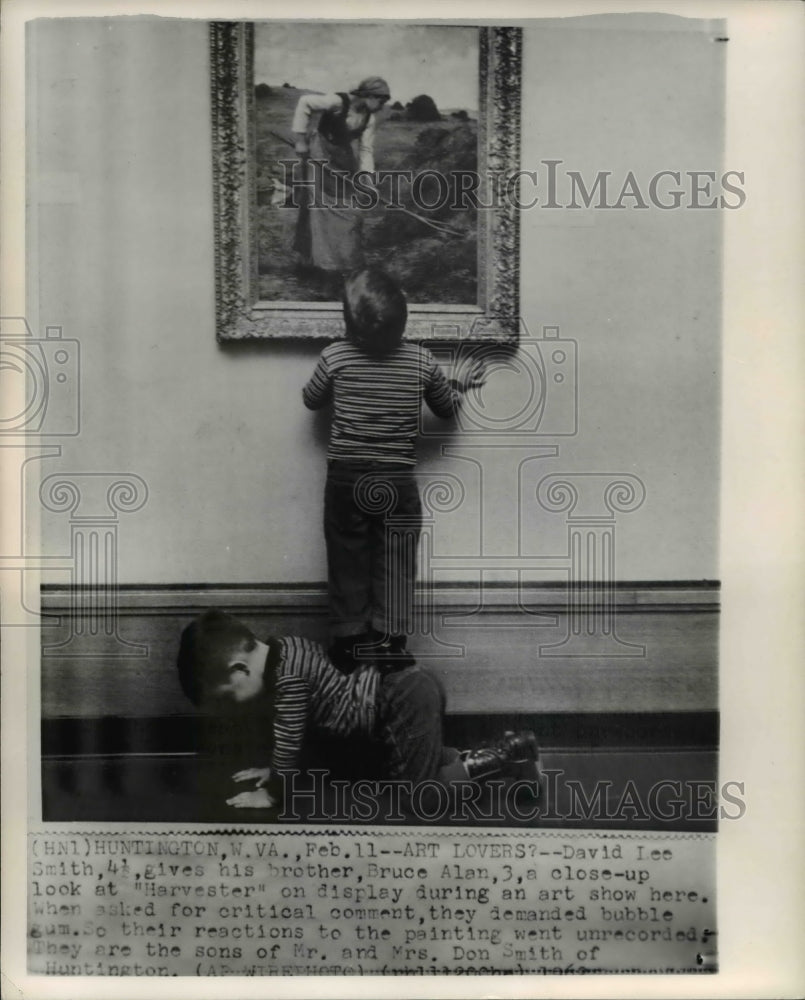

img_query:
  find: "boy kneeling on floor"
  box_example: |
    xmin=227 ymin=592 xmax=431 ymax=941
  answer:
xmin=177 ymin=609 xmax=540 ymax=814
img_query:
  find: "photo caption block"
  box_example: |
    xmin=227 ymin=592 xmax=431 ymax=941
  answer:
xmin=28 ymin=829 xmax=716 ymax=976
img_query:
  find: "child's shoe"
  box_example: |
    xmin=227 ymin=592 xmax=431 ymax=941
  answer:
xmin=328 ymin=634 xmax=368 ymax=674
xmin=364 ymin=631 xmax=416 ymax=672
xmin=460 ymin=730 xmax=541 ymax=784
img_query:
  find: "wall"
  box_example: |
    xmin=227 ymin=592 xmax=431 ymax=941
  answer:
xmin=28 ymin=13 xmax=723 ymax=586
xmin=40 ymin=583 xmax=719 ymax=718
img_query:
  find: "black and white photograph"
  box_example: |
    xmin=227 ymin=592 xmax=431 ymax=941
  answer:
xmin=1 ymin=0 xmax=803 ymax=994
xmin=251 ymin=22 xmax=483 ymax=305
xmin=212 ymin=20 xmax=520 ymax=340
xmin=36 ymin=11 xmax=725 ymax=833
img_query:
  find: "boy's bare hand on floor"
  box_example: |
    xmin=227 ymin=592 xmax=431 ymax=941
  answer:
xmin=227 ymin=768 xmax=276 ymax=808
xmin=232 ymin=767 xmax=272 ymax=787
xmin=226 ymin=788 xmax=277 ymax=809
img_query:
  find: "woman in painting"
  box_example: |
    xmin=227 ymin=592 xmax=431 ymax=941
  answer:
xmin=291 ymin=76 xmax=390 ymax=292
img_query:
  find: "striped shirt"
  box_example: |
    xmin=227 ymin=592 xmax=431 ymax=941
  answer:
xmin=302 ymin=341 xmax=462 ymax=465
xmin=268 ymin=635 xmax=380 ymax=785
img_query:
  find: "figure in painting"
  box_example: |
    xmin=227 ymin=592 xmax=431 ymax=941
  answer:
xmin=291 ymin=76 xmax=391 ymax=291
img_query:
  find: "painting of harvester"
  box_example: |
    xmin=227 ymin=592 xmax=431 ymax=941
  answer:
xmin=253 ymin=23 xmax=480 ymax=304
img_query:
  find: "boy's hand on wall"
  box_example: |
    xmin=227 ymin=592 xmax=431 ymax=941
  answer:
xmin=226 ymin=787 xmax=277 ymax=809
xmin=231 ymin=767 xmax=272 ymax=787
xmin=461 ymin=358 xmax=488 ymax=391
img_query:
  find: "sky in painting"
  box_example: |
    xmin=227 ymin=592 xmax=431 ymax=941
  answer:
xmin=254 ymin=22 xmax=479 ymax=112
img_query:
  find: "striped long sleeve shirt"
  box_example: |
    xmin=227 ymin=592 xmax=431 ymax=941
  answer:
xmin=302 ymin=341 xmax=463 ymax=465
xmin=264 ymin=635 xmax=380 ymax=799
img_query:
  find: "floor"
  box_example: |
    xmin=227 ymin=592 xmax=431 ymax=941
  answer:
xmin=42 ymin=746 xmax=718 ymax=831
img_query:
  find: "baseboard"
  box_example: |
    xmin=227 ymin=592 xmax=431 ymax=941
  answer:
xmin=40 ymin=581 xmax=719 ymax=716
xmin=41 ymin=580 xmax=720 ymax=611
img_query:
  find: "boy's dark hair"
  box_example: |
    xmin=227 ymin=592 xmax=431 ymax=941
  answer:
xmin=177 ymin=609 xmax=257 ymax=706
xmin=342 ymin=268 xmax=407 ymax=355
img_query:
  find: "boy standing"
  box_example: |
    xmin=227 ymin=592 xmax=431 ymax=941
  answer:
xmin=302 ymin=268 xmax=484 ymax=671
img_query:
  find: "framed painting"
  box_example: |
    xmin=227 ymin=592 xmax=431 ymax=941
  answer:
xmin=211 ymin=20 xmax=522 ymax=341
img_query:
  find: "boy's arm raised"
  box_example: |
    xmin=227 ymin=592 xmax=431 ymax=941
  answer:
xmin=302 ymin=351 xmax=333 ymax=409
xmin=423 ymin=354 xmax=487 ymax=419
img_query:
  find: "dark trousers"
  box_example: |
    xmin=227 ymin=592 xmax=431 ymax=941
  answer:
xmin=305 ymin=667 xmax=461 ymax=810
xmin=324 ymin=462 xmax=422 ymax=639
xmin=377 ymin=665 xmax=445 ymax=783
